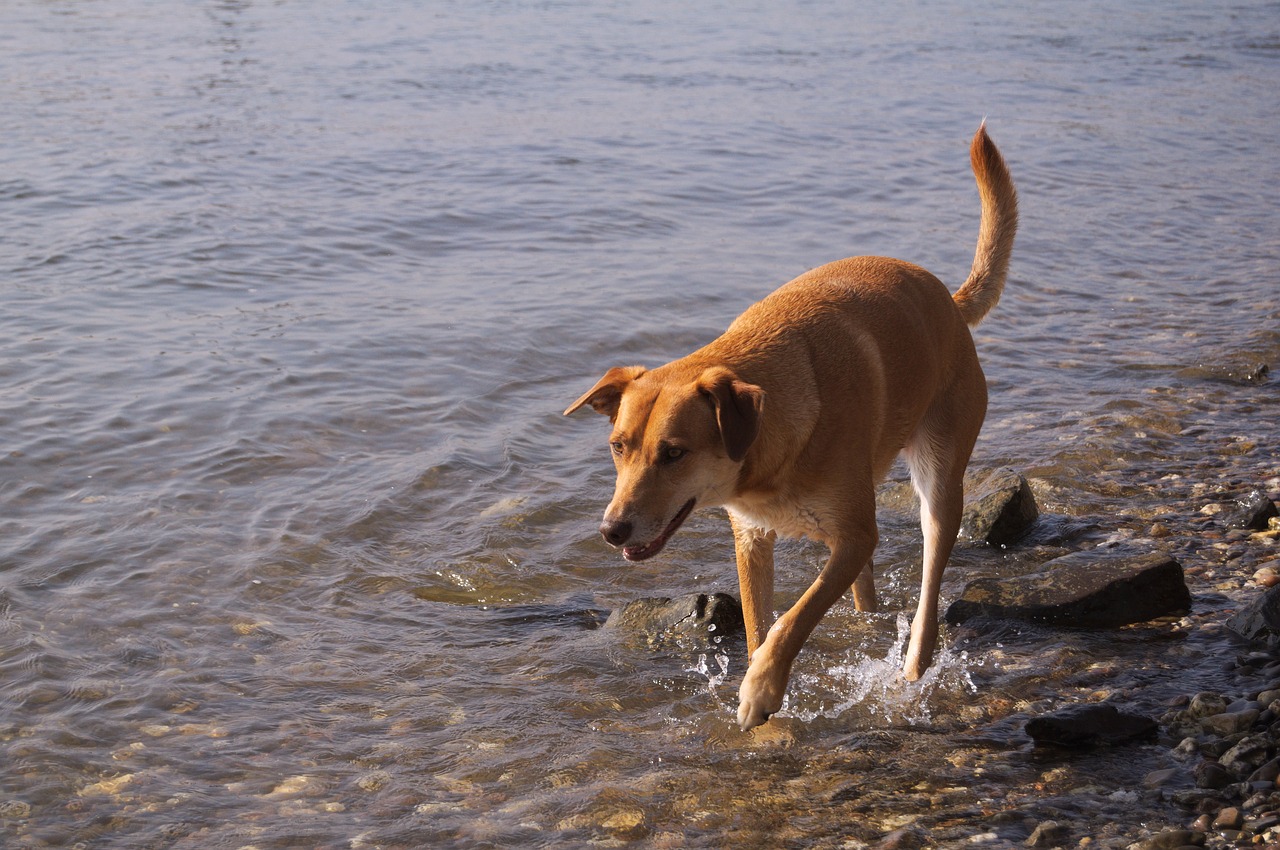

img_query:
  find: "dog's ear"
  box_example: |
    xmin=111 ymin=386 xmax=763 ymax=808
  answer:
xmin=697 ymin=367 xmax=764 ymax=462
xmin=563 ymin=366 xmax=646 ymax=421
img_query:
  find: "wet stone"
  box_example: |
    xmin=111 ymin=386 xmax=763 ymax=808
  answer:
xmin=1221 ymin=490 xmax=1280 ymax=531
xmin=1024 ymin=703 xmax=1157 ymax=748
xmin=1227 ymin=585 xmax=1280 ymax=647
xmin=1212 ymin=806 xmax=1243 ymax=830
xmin=1128 ymin=829 xmax=1206 ymax=849
xmin=1194 ymin=761 xmax=1233 ymax=790
xmin=960 ymin=467 xmax=1040 ymax=546
xmin=1024 ymin=819 xmax=1067 ymax=847
xmin=603 ymin=592 xmax=743 ymax=640
xmin=945 ymin=548 xmax=1191 ymax=629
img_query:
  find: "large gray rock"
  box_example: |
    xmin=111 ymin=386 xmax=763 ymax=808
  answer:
xmin=944 ymin=549 xmax=1191 ymax=628
xmin=604 ymin=592 xmax=743 ymax=640
xmin=960 ymin=468 xmax=1040 ymax=546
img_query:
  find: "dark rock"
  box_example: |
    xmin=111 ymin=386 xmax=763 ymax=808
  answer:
xmin=1222 ymin=490 xmax=1279 ymax=531
xmin=603 ymin=592 xmax=743 ymax=639
xmin=1248 ymin=758 xmax=1280 ymax=783
xmin=1219 ymin=735 xmax=1271 ymax=777
xmin=945 ymin=549 xmax=1191 ymax=628
xmin=960 ymin=468 xmax=1040 ymax=545
xmin=1024 ymin=703 xmax=1157 ymax=748
xmin=1194 ymin=761 xmax=1233 ymax=790
xmin=1227 ymin=585 xmax=1280 ymax=646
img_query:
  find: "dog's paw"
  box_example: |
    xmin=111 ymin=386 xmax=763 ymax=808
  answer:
xmin=737 ymin=663 xmax=786 ymax=731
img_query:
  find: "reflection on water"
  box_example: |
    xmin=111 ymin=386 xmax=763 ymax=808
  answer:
xmin=1 ymin=0 xmax=1278 ymax=846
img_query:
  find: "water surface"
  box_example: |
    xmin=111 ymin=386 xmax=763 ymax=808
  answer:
xmin=2 ymin=1 xmax=1279 ymax=847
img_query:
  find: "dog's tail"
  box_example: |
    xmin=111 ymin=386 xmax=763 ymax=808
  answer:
xmin=953 ymin=124 xmax=1018 ymax=328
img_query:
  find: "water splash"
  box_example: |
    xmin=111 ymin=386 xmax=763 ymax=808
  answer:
xmin=785 ymin=614 xmax=979 ymax=726
xmin=687 ymin=648 xmax=732 ymax=690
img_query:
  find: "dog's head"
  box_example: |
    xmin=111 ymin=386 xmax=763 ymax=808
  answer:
xmin=564 ymin=364 xmax=764 ymax=561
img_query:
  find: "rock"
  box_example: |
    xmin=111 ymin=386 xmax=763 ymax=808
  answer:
xmin=1212 ymin=806 xmax=1244 ymax=830
xmin=945 ymin=549 xmax=1191 ymax=628
xmin=960 ymin=468 xmax=1040 ymax=545
xmin=1219 ymin=735 xmax=1271 ymax=776
xmin=1226 ymin=585 xmax=1280 ymax=646
xmin=1128 ymin=829 xmax=1205 ymax=849
xmin=1143 ymin=768 xmax=1181 ymax=788
xmin=1187 ymin=693 xmax=1229 ymax=719
xmin=1025 ymin=820 xmax=1067 ymax=847
xmin=1201 ymin=709 xmax=1258 ymax=737
xmin=604 ymin=592 xmax=743 ymax=640
xmin=874 ymin=827 xmax=925 ymax=850
xmin=1193 ymin=761 xmax=1234 ymax=790
xmin=1221 ymin=490 xmax=1279 ymax=531
xmin=1024 ymin=703 xmax=1157 ymax=748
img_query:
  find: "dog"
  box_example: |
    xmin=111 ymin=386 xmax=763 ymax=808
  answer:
xmin=564 ymin=125 xmax=1017 ymax=731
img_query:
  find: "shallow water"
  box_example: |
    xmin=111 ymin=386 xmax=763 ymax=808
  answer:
xmin=2 ymin=0 xmax=1279 ymax=847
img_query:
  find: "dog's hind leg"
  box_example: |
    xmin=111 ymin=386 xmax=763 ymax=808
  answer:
xmin=901 ymin=399 xmax=982 ymax=680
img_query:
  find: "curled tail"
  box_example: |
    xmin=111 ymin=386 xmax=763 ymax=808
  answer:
xmin=953 ymin=124 xmax=1019 ymax=327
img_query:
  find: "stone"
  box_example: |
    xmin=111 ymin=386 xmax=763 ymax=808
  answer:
xmin=874 ymin=827 xmax=925 ymax=850
xmin=1226 ymin=585 xmax=1280 ymax=646
xmin=604 ymin=592 xmax=744 ymax=640
xmin=1024 ymin=703 xmax=1157 ymax=748
xmin=1025 ymin=820 xmax=1067 ymax=847
xmin=1201 ymin=709 xmax=1258 ymax=737
xmin=1212 ymin=806 xmax=1243 ymax=830
xmin=1219 ymin=735 xmax=1271 ymax=777
xmin=1187 ymin=693 xmax=1229 ymax=719
xmin=1128 ymin=829 xmax=1205 ymax=849
xmin=1143 ymin=768 xmax=1181 ymax=788
xmin=1193 ymin=761 xmax=1233 ymax=790
xmin=945 ymin=549 xmax=1191 ymax=628
xmin=1221 ymin=490 xmax=1279 ymax=531
xmin=960 ymin=468 xmax=1040 ymax=545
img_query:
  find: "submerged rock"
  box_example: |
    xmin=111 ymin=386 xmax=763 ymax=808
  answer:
xmin=1024 ymin=703 xmax=1157 ymax=748
xmin=945 ymin=549 xmax=1191 ymax=628
xmin=604 ymin=592 xmax=743 ymax=640
xmin=960 ymin=468 xmax=1040 ymax=546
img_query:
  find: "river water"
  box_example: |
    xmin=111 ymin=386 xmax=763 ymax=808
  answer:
xmin=2 ymin=1 xmax=1279 ymax=847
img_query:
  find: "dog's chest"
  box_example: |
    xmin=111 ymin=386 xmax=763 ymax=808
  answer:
xmin=726 ymin=496 xmax=828 ymax=541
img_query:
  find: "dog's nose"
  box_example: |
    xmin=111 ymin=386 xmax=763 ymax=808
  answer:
xmin=599 ymin=519 xmax=633 ymax=547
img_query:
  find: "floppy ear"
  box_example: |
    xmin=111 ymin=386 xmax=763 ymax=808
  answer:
xmin=563 ymin=366 xmax=646 ymax=421
xmin=697 ymin=367 xmax=764 ymax=462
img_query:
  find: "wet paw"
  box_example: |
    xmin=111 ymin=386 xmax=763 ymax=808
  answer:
xmin=737 ymin=663 xmax=786 ymax=731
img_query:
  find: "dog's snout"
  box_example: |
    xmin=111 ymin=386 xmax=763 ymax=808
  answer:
xmin=599 ymin=519 xmax=633 ymax=547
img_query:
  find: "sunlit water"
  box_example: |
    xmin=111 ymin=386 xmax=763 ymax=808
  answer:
xmin=2 ymin=0 xmax=1278 ymax=847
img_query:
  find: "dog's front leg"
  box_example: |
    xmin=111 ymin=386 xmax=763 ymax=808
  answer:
xmin=737 ymin=535 xmax=875 ymax=731
xmin=729 ymin=516 xmax=776 ymax=657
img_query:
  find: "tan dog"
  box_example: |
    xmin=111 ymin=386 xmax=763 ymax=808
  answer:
xmin=565 ymin=125 xmax=1018 ymax=730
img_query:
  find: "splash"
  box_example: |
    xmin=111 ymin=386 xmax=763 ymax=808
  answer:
xmin=785 ymin=614 xmax=979 ymax=726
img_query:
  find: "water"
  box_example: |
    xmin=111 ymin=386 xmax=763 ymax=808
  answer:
xmin=2 ymin=0 xmax=1278 ymax=846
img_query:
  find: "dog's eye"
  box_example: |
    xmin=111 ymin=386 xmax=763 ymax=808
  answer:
xmin=609 ymin=441 xmax=624 ymax=456
xmin=663 ymin=446 xmax=686 ymax=462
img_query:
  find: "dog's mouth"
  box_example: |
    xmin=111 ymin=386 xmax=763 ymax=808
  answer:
xmin=622 ymin=499 xmax=696 ymax=562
